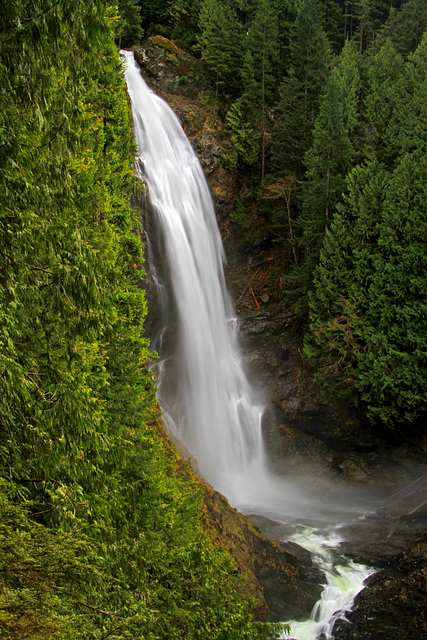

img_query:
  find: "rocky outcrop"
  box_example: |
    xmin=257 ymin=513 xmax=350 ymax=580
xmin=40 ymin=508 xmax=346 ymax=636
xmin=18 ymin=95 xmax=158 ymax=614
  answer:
xmin=201 ymin=484 xmax=323 ymax=622
xmin=334 ymin=538 xmax=427 ymax=640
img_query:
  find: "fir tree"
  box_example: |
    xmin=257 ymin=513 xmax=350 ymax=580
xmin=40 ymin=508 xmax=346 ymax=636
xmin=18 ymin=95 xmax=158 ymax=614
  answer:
xmin=198 ymin=0 xmax=243 ymax=96
xmin=223 ymin=50 xmax=261 ymax=170
xmin=364 ymin=37 xmax=404 ymax=164
xmin=247 ymin=0 xmax=280 ymax=177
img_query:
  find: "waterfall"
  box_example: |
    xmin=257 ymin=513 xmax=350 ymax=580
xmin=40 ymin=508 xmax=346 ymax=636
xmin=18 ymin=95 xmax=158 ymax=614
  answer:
xmin=122 ymin=50 xmax=374 ymax=640
xmin=122 ymin=50 xmax=267 ymax=503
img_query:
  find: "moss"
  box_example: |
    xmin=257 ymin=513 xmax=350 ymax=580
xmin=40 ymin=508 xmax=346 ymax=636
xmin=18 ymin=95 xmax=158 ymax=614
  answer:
xmin=149 ymin=35 xmax=178 ymax=54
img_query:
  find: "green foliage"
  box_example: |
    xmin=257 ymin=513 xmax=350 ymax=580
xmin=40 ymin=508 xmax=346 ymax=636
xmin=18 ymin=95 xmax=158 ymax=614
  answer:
xmin=198 ymin=0 xmax=243 ymax=95
xmin=223 ymin=50 xmax=261 ymax=170
xmin=0 ymin=2 xmax=276 ymax=639
xmin=271 ymin=0 xmax=331 ymax=180
xmin=296 ymin=38 xmax=362 ymax=308
xmin=116 ymin=0 xmax=144 ymax=48
xmin=364 ymin=38 xmax=404 ymax=163
xmin=168 ymin=0 xmax=204 ymax=49
xmin=307 ymin=148 xmax=427 ymax=428
xmin=377 ymin=0 xmax=427 ymax=58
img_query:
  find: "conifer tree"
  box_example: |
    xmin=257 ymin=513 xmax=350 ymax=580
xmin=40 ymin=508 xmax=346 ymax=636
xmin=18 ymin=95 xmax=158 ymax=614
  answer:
xmin=198 ymin=0 xmax=243 ymax=96
xmin=301 ymin=70 xmax=354 ymax=279
xmin=271 ymin=0 xmax=331 ymax=180
xmin=116 ymin=0 xmax=144 ymax=47
xmin=223 ymin=50 xmax=261 ymax=170
xmin=364 ymin=37 xmax=404 ymax=164
xmin=247 ymin=0 xmax=280 ymax=177
xmin=306 ymin=32 xmax=427 ymax=427
xmin=305 ymin=160 xmax=389 ymax=405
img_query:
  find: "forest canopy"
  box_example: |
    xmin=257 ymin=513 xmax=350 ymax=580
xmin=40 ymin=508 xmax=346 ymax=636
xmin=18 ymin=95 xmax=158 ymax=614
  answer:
xmin=115 ymin=0 xmax=427 ymax=432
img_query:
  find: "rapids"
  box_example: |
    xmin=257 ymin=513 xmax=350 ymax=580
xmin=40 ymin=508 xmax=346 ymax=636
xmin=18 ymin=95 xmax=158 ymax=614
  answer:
xmin=122 ymin=50 xmax=374 ymax=639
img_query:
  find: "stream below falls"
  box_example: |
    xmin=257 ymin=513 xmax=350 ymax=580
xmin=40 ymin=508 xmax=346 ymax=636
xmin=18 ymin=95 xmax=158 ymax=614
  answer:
xmin=122 ymin=50 xmax=378 ymax=639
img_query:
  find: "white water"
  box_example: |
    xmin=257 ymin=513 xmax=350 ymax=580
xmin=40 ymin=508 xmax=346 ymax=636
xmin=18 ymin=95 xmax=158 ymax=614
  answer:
xmin=281 ymin=527 xmax=372 ymax=639
xmin=122 ymin=50 xmax=373 ymax=639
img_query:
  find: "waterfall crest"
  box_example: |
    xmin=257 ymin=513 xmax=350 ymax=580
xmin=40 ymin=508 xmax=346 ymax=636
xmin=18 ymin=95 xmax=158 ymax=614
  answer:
xmin=122 ymin=50 xmax=267 ymax=503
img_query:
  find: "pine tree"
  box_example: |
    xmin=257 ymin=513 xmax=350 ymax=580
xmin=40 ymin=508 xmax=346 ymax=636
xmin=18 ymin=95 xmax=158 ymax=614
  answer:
xmin=305 ymin=160 xmax=389 ymax=404
xmin=355 ymin=150 xmax=427 ymax=426
xmin=116 ymin=0 xmax=144 ymax=48
xmin=307 ymin=135 xmax=427 ymax=427
xmin=377 ymin=0 xmax=427 ymax=58
xmin=223 ymin=50 xmax=261 ymax=170
xmin=391 ymin=30 xmax=427 ymax=156
xmin=289 ymin=0 xmax=332 ymax=124
xmin=301 ymin=70 xmax=354 ymax=276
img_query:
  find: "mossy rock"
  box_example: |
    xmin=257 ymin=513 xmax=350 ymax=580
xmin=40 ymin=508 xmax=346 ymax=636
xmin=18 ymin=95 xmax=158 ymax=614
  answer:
xmin=150 ymin=35 xmax=179 ymax=54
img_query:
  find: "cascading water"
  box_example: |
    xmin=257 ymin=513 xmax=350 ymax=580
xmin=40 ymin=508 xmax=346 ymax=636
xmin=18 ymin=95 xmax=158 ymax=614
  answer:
xmin=122 ymin=50 xmax=373 ymax=639
xmin=122 ymin=49 xmax=267 ymax=504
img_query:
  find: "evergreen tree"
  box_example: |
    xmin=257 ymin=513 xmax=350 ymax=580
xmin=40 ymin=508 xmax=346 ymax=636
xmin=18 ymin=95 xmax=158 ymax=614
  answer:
xmin=364 ymin=37 xmax=404 ymax=164
xmin=247 ymin=0 xmax=280 ymax=177
xmin=301 ymin=69 xmax=354 ymax=280
xmin=305 ymin=160 xmax=389 ymax=405
xmin=271 ymin=0 xmax=331 ymax=179
xmin=223 ymin=50 xmax=261 ymax=170
xmin=390 ymin=30 xmax=427 ymax=156
xmin=198 ymin=0 xmax=243 ymax=96
xmin=289 ymin=0 xmax=332 ymax=123
xmin=116 ymin=0 xmax=144 ymax=47
xmin=356 ymin=150 xmax=427 ymax=426
xmin=307 ymin=47 xmax=427 ymax=429
xmin=168 ymin=0 xmax=203 ymax=49
xmin=353 ymin=0 xmax=377 ymax=52
xmin=378 ymin=0 xmax=427 ymax=58
xmin=0 ymin=3 xmax=278 ymax=638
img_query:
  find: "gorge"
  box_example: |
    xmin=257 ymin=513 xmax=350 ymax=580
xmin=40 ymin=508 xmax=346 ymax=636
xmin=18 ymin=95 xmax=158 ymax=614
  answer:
xmin=122 ymin=50 xmax=405 ymax=639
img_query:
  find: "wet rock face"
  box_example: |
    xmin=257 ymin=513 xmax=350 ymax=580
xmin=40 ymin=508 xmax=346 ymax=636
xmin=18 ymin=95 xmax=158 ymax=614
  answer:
xmin=334 ymin=538 xmax=427 ymax=640
xmin=133 ymin=36 xmax=195 ymax=94
xmin=201 ymin=485 xmax=323 ymax=622
xmin=133 ymin=38 xmax=229 ymax=187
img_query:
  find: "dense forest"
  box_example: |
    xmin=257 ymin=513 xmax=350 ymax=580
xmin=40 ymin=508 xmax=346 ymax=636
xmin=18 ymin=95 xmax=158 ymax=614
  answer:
xmin=0 ymin=2 xmax=276 ymax=639
xmin=116 ymin=0 xmax=427 ymax=432
xmin=1 ymin=0 xmax=426 ymax=638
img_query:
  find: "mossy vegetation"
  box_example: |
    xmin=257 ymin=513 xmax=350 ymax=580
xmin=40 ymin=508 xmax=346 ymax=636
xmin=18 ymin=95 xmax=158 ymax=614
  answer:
xmin=0 ymin=2 xmax=277 ymax=638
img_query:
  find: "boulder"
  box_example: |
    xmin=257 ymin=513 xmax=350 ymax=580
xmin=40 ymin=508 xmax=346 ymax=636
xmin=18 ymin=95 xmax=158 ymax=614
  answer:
xmin=334 ymin=538 xmax=427 ymax=640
